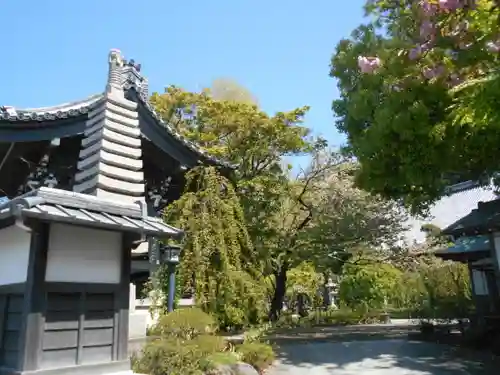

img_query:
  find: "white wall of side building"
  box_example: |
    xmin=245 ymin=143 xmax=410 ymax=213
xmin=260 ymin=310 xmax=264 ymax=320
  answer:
xmin=45 ymin=223 xmax=122 ymax=284
xmin=0 ymin=226 xmax=32 ymax=285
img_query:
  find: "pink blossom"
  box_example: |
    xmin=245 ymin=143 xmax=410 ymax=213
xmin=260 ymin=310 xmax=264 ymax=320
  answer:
xmin=486 ymin=41 xmax=500 ymax=53
xmin=439 ymin=0 xmax=464 ymax=12
xmin=357 ymin=56 xmax=382 ymax=74
xmin=409 ymin=46 xmax=421 ymax=60
xmin=419 ymin=0 xmax=438 ymax=17
xmin=423 ymin=65 xmax=445 ymax=79
xmin=420 ymin=20 xmax=435 ymax=40
xmin=409 ymin=41 xmax=434 ymax=60
xmin=421 ymin=41 xmax=434 ymax=51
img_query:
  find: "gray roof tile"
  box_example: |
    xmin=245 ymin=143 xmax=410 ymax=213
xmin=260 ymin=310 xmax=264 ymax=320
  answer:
xmin=0 ymin=187 xmax=182 ymax=239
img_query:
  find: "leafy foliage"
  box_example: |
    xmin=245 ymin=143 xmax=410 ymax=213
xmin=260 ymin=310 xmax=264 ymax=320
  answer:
xmin=150 ymin=85 xmax=314 ymax=175
xmin=330 ymin=0 xmax=500 ymax=213
xmin=286 ymin=262 xmax=323 ymax=308
xmin=134 ymin=307 xmax=274 ymax=375
xmin=153 ymin=81 xmax=407 ymax=324
xmin=236 ymin=342 xmax=276 ymax=372
xmin=165 ymin=167 xmax=267 ymax=329
xmin=339 ymin=261 xmax=402 ymax=310
xmin=150 ymin=307 xmax=217 ymax=339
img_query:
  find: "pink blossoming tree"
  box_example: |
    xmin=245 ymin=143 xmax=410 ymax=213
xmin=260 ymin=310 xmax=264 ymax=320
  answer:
xmin=331 ymin=0 xmax=500 ymax=213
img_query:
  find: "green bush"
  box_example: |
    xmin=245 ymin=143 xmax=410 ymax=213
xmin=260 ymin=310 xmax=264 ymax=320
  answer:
xmin=135 ymin=308 xmax=234 ymax=374
xmin=274 ymin=311 xmax=301 ymax=329
xmin=132 ymin=338 xmax=204 ymax=375
xmin=189 ymin=334 xmax=228 ymax=355
xmin=302 ymin=308 xmax=383 ymax=326
xmin=243 ymin=323 xmax=273 ymax=343
xmin=151 ymin=307 xmax=217 ymax=339
xmin=133 ymin=335 xmax=232 ymax=375
xmin=236 ymin=342 xmax=275 ymax=372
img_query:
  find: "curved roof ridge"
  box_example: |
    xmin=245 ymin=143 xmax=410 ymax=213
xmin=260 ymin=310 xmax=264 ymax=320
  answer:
xmin=0 ymin=93 xmax=104 ymax=122
xmin=18 ymin=93 xmax=104 ymax=113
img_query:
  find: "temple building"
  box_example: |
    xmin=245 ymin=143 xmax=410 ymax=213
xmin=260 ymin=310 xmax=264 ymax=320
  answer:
xmin=0 ymin=49 xmax=194 ymax=375
xmin=0 ymin=49 xmax=232 ymax=335
xmin=437 ymin=197 xmax=500 ymax=325
xmin=403 ymin=180 xmax=497 ymax=244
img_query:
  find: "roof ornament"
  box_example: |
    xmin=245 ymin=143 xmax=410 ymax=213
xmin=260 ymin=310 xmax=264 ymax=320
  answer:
xmin=1 ymin=106 xmax=17 ymax=117
xmin=107 ymin=48 xmax=125 ymax=93
xmin=126 ymin=59 xmax=142 ymax=72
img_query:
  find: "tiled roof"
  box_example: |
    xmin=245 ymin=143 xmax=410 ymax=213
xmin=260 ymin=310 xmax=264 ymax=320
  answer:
xmin=435 ymin=235 xmax=490 ymax=256
xmin=0 ymin=90 xmax=233 ymax=169
xmin=0 ymin=95 xmax=104 ymax=122
xmin=403 ymin=185 xmax=497 ymax=243
xmin=442 ymin=197 xmax=500 ymax=237
xmin=0 ymin=49 xmax=234 ymax=169
xmin=0 ymin=187 xmax=183 ymax=239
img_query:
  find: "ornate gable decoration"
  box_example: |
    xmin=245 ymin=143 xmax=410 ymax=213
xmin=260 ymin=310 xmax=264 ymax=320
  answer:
xmin=0 ymin=49 xmax=234 ymax=169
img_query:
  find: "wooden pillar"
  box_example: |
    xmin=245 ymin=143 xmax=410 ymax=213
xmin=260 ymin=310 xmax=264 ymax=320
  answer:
xmin=17 ymin=222 xmax=49 ymax=372
xmin=116 ymin=235 xmax=132 ymax=361
xmin=488 ymin=233 xmax=500 ymax=312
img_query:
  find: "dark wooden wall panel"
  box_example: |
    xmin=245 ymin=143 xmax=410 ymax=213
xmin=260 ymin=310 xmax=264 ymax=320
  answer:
xmin=41 ymin=292 xmax=81 ymax=369
xmin=84 ymin=310 xmax=114 ymax=329
xmin=42 ymin=330 xmax=79 ymax=351
xmin=81 ymin=346 xmax=113 ymax=364
xmin=86 ymin=294 xmax=115 ymax=311
xmin=41 ymin=348 xmax=78 ymax=368
xmin=0 ymin=294 xmax=24 ymax=369
xmin=39 ymin=289 xmax=119 ymax=369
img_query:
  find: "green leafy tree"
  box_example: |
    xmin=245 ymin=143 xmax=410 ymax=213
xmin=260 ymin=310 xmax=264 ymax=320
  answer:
xmin=330 ymin=0 xmax=500 ymax=213
xmin=339 ymin=260 xmax=403 ymax=310
xmin=209 ymin=78 xmax=258 ymax=105
xmin=286 ymin=261 xmax=323 ymax=310
xmin=152 ymin=86 xmax=405 ymax=322
xmin=151 ymin=86 xmax=320 ymax=322
xmin=265 ymin=152 xmax=408 ymax=319
xmin=165 ymin=167 xmax=266 ymax=329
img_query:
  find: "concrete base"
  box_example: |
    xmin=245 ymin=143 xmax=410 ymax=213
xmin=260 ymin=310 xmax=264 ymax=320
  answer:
xmin=129 ymin=311 xmax=148 ymax=339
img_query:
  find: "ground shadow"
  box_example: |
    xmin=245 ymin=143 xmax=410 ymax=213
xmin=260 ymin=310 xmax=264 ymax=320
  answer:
xmin=267 ymin=327 xmax=500 ymax=374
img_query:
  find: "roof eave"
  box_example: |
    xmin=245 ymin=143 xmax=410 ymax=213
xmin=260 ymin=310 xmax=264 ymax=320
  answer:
xmin=0 ymin=188 xmax=183 ymax=240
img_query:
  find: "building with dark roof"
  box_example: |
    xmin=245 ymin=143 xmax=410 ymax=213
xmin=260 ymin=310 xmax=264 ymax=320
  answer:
xmin=0 ymin=49 xmax=232 ymax=330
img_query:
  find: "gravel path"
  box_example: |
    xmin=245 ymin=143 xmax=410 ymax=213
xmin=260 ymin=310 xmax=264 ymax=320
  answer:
xmin=267 ymin=339 xmax=499 ymax=375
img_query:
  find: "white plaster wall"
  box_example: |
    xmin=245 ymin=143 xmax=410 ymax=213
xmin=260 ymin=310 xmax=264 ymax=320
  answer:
xmin=472 ymin=269 xmax=489 ymax=296
xmin=45 ymin=223 xmax=122 ymax=284
xmin=0 ymin=226 xmax=32 ymax=285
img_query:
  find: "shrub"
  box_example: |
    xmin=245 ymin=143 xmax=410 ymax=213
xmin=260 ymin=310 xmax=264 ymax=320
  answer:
xmin=136 ymin=308 xmax=232 ymax=374
xmin=243 ymin=323 xmax=273 ymax=343
xmin=133 ymin=335 xmax=232 ymax=375
xmin=203 ymin=351 xmax=239 ymax=369
xmin=189 ymin=334 xmax=228 ymax=355
xmin=132 ymin=338 xmax=204 ymax=375
xmin=274 ymin=311 xmax=301 ymax=329
xmin=236 ymin=342 xmax=275 ymax=372
xmin=302 ymin=308 xmax=370 ymax=326
xmin=151 ymin=307 xmax=217 ymax=339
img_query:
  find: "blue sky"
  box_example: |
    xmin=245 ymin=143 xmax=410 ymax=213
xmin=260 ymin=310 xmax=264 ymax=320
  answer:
xmin=0 ymin=0 xmax=366 ymax=167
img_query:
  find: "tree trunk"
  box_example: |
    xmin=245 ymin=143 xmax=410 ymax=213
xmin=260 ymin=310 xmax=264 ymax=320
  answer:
xmin=269 ymin=262 xmax=288 ymax=322
xmin=322 ymin=271 xmax=330 ymax=308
